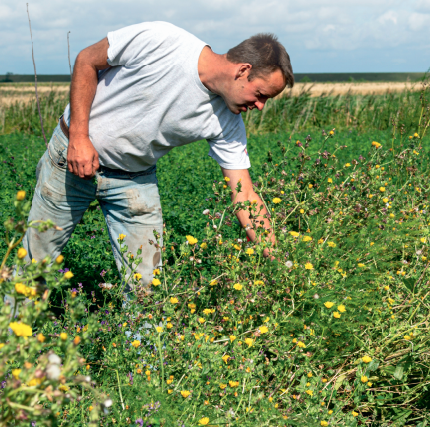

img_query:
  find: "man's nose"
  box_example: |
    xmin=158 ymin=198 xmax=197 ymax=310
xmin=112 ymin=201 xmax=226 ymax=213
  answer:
xmin=255 ymin=100 xmax=266 ymax=111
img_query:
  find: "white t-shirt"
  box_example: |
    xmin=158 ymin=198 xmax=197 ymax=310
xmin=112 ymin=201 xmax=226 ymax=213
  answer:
xmin=63 ymin=21 xmax=250 ymax=172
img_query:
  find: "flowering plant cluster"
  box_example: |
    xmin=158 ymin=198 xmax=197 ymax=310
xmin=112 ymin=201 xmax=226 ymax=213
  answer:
xmin=1 ymin=84 xmax=430 ymax=426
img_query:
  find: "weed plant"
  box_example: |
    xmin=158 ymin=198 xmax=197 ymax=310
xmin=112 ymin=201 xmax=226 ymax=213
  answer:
xmin=0 ymin=84 xmax=430 ymax=426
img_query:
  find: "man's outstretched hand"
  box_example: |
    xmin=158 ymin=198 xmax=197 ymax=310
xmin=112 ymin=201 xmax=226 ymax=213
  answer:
xmin=67 ymin=135 xmax=100 ymax=179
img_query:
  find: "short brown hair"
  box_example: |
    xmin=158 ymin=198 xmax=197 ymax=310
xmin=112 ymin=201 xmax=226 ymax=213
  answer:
xmin=227 ymin=33 xmax=294 ymax=88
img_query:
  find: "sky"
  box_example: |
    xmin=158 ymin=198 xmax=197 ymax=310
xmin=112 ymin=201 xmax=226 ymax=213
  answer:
xmin=1 ymin=0 xmax=429 ymax=75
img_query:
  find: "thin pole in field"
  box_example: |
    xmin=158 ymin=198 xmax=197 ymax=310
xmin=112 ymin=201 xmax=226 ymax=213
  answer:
xmin=26 ymin=3 xmax=47 ymax=148
xmin=67 ymin=31 xmax=72 ymax=78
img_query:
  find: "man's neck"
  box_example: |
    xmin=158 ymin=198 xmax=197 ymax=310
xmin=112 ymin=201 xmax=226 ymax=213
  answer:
xmin=198 ymin=46 xmax=230 ymax=95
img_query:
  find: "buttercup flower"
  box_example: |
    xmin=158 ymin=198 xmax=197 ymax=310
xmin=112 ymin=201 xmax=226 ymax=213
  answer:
xmin=16 ymin=190 xmax=26 ymax=201
xmin=245 ymin=248 xmax=254 ymax=255
xmin=131 ymin=340 xmax=141 ymax=348
xmin=17 ymin=248 xmax=27 ymax=259
xmin=181 ymin=390 xmax=191 ymax=398
xmin=233 ymin=283 xmax=243 ymax=291
xmin=186 ymin=235 xmax=198 ymax=245
xmin=9 ymin=322 xmax=32 ymax=337
xmin=361 ymin=375 xmax=368 ymax=383
xmin=152 ymin=278 xmax=161 ymax=286
xmin=245 ymin=338 xmax=254 ymax=347
xmin=333 ymin=312 xmax=341 ymax=318
xmin=259 ymin=325 xmax=268 ymax=334
xmin=324 ymin=302 xmax=334 ymax=309
xmin=272 ymin=197 xmax=281 ymax=204
xmin=199 ymin=418 xmax=210 ymax=426
xmin=134 ymin=273 xmax=142 ymax=281
xmin=156 ymin=326 xmax=163 ymax=333
xmin=362 ymin=355 xmax=372 ymax=363
xmin=222 ymin=354 xmax=230 ymax=364
xmin=338 ymin=305 xmax=346 ymax=313
xmin=305 ymin=262 xmax=314 ymax=270
xmin=170 ymin=297 xmax=179 ymax=304
xmin=118 ymin=234 xmax=126 ymax=241
xmin=64 ymin=271 xmax=74 ymax=280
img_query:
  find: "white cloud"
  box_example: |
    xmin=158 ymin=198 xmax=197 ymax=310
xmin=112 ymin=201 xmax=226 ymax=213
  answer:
xmin=0 ymin=0 xmax=429 ymax=74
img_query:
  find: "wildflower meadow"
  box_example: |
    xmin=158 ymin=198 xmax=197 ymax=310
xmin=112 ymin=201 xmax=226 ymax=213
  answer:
xmin=1 ymin=81 xmax=430 ymax=426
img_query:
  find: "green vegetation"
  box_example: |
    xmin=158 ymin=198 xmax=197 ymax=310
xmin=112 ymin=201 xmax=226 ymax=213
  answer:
xmin=1 ymin=84 xmax=430 ymax=426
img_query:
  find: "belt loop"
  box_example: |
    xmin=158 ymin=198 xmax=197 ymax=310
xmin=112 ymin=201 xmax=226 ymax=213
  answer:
xmin=60 ymin=115 xmax=70 ymax=139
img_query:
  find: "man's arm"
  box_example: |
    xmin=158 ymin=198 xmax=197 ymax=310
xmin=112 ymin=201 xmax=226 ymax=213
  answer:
xmin=221 ymin=168 xmax=275 ymax=257
xmin=67 ymin=37 xmax=110 ymax=179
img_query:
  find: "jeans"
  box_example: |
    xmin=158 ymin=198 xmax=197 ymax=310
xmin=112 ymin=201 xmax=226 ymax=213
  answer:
xmin=22 ymin=121 xmax=163 ymax=290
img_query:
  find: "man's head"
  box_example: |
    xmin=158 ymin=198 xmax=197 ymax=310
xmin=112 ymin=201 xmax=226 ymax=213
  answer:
xmin=222 ymin=33 xmax=294 ymax=114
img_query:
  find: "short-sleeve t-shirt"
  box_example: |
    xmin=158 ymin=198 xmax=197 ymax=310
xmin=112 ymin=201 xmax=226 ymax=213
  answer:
xmin=63 ymin=21 xmax=250 ymax=172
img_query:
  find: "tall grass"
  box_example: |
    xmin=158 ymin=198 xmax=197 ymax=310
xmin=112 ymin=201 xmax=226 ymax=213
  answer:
xmin=245 ymin=88 xmax=425 ymax=135
xmin=0 ymin=90 xmax=67 ymax=136
xmin=0 ymin=85 xmax=427 ymax=138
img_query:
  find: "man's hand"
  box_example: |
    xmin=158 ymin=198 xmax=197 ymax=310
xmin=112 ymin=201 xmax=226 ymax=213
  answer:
xmin=67 ymin=135 xmax=100 ymax=179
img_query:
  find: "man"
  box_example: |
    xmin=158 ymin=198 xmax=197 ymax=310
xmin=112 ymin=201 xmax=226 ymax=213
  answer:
xmin=23 ymin=21 xmax=294 ymax=289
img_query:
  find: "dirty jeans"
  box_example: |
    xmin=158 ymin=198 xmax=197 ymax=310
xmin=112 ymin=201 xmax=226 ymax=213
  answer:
xmin=22 ymin=121 xmax=163 ymax=290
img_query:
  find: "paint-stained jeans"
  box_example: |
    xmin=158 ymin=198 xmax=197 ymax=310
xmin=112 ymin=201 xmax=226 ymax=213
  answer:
xmin=22 ymin=121 xmax=163 ymax=290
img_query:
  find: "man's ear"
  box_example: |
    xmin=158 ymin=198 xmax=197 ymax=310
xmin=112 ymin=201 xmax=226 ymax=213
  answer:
xmin=235 ymin=63 xmax=252 ymax=80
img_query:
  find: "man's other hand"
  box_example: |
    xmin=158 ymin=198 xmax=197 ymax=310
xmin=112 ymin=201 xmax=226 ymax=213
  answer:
xmin=67 ymin=135 xmax=100 ymax=179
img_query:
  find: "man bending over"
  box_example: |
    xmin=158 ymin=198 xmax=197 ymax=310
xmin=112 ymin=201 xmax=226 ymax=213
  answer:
xmin=23 ymin=21 xmax=294 ymax=289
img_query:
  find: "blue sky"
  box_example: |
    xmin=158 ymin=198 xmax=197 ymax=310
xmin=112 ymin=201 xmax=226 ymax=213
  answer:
xmin=1 ymin=0 xmax=429 ymax=74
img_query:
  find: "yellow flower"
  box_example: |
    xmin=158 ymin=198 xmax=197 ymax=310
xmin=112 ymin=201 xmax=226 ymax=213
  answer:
xmin=245 ymin=248 xmax=254 ymax=255
xmin=300 ymin=209 xmax=305 ymax=214
xmin=297 ymin=341 xmax=306 ymax=348
xmin=367 ymin=382 xmax=373 ymax=387
xmin=372 ymin=141 xmax=381 ymax=148
xmin=328 ymin=178 xmax=333 ymax=183
xmin=119 ymin=234 xmax=126 ymax=241
xmin=289 ymin=231 xmax=299 ymax=237
xmin=156 ymin=326 xmax=163 ymax=333
xmin=321 ymin=422 xmax=328 ymax=427
xmin=181 ymin=390 xmax=191 ymax=398
xmin=186 ymin=235 xmax=198 ymax=245
xmin=327 ymin=241 xmax=336 ymax=248
xmin=229 ymin=380 xmax=240 ymax=387
xmin=233 ymin=283 xmax=243 ymax=291
xmin=152 ymin=278 xmax=161 ymax=286
xmin=306 ymin=389 xmax=313 ymax=396
xmin=170 ymin=297 xmax=179 ymax=304
xmin=333 ymin=312 xmax=341 ymax=318
xmin=199 ymin=418 xmax=210 ymax=426
xmin=383 ymin=198 xmax=388 ymax=203
xmin=88 ymin=405 xmax=94 ymax=411
xmin=60 ymin=332 xmax=67 ymax=341
xmin=133 ymin=273 xmax=142 ymax=281
xmin=37 ymin=333 xmax=45 ymax=343
xmin=307 ymin=372 xmax=313 ymax=378
xmin=302 ymin=236 xmax=312 ymax=242
xmin=338 ymin=305 xmax=346 ymax=313
xmin=272 ymin=198 xmax=281 ymax=204
xmin=230 ymin=335 xmax=236 ymax=342
xmin=131 ymin=340 xmax=141 ymax=348
xmin=259 ymin=325 xmax=268 ymax=334
xmin=198 ymin=317 xmax=205 ymax=324
xmin=352 ymin=411 xmax=358 ymax=417
xmin=16 ymin=190 xmax=26 ymax=201
xmin=17 ymin=248 xmax=27 ymax=259
xmin=380 ymin=187 xmax=385 ymax=192
xmin=324 ymin=302 xmax=334 ymax=309
xmin=345 ymin=163 xmax=351 ymax=167
xmin=224 ymin=176 xmax=230 ymax=182
xmin=222 ymin=355 xmax=230 ymax=364
xmin=234 ymin=244 xmax=241 ymax=250
xmin=219 ymin=383 xmax=227 ymax=389
xmin=209 ymin=280 xmax=217 ymax=286
xmin=27 ymin=377 xmax=44 ymax=387
xmin=200 ymin=242 xmax=208 ymax=249
xmin=55 ymin=255 xmax=64 ymax=264
xmin=15 ymin=283 xmax=37 ymax=298
xmin=12 ymin=369 xmax=21 ymax=379
xmin=421 ymin=238 xmax=426 ymax=244
xmin=9 ymin=322 xmax=32 ymax=337
xmin=305 ymin=262 xmax=313 ymax=270
xmin=414 ymin=132 xmax=419 ymax=138
xmin=64 ymin=271 xmax=74 ymax=280
xmin=404 ymin=335 xmax=411 ymax=340
xmin=308 ymin=183 xmax=313 ymax=188
xmin=362 ymin=355 xmax=372 ymax=363
xmin=245 ymin=338 xmax=254 ymax=348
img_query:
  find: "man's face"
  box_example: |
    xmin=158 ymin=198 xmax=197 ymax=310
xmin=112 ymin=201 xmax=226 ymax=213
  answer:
xmin=223 ymin=67 xmax=286 ymax=115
